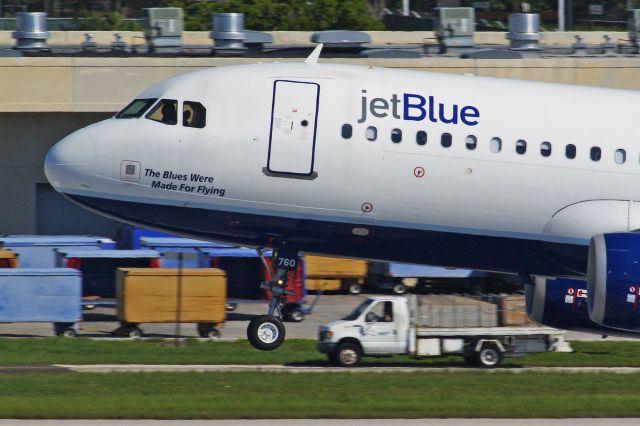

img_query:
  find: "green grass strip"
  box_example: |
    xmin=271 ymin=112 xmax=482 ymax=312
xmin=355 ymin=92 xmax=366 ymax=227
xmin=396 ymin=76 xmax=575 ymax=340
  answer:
xmin=1 ymin=371 xmax=640 ymax=418
xmin=1 ymin=338 xmax=640 ymax=367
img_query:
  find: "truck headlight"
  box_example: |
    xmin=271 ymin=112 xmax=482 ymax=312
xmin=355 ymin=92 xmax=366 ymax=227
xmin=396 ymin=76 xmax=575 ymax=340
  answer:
xmin=319 ymin=330 xmax=333 ymax=341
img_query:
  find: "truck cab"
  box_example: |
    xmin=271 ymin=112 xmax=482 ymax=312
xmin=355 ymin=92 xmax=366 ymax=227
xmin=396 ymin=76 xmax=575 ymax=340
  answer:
xmin=318 ymin=296 xmax=409 ymax=364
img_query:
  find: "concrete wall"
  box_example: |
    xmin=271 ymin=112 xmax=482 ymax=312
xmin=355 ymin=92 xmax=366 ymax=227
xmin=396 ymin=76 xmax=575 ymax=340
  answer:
xmin=0 ymin=56 xmax=639 ymax=115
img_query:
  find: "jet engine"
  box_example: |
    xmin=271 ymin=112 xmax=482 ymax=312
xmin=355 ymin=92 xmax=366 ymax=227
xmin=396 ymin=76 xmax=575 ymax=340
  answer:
xmin=526 ymin=277 xmax=613 ymax=335
xmin=588 ymin=233 xmax=640 ymax=331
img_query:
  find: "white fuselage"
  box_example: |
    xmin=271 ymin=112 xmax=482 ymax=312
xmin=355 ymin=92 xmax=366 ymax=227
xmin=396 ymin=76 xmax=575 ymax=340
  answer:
xmin=44 ymin=62 xmax=640 ymax=276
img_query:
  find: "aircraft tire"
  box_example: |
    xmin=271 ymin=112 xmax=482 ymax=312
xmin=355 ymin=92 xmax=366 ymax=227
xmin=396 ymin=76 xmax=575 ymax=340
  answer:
xmin=247 ymin=315 xmax=285 ymax=351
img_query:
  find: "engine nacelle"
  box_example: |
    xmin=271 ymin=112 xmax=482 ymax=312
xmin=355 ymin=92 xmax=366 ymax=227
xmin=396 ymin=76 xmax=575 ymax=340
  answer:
xmin=588 ymin=233 xmax=640 ymax=331
xmin=526 ymin=277 xmax=612 ymax=334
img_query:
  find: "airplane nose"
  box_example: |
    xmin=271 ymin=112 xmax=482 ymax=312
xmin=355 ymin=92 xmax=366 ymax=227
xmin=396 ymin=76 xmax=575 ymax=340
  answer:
xmin=44 ymin=129 xmax=95 ymax=192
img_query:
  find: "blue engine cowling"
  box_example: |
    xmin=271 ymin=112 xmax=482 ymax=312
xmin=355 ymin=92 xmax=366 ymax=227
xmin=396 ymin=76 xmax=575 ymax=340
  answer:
xmin=588 ymin=233 xmax=640 ymax=332
xmin=526 ymin=277 xmax=614 ymax=335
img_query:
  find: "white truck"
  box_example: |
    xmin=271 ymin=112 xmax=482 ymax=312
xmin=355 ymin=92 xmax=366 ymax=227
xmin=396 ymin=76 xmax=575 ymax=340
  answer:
xmin=318 ymin=295 xmax=571 ymax=367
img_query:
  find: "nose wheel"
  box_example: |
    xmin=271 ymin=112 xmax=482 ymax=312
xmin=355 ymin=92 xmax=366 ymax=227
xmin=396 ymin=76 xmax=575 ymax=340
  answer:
xmin=247 ymin=248 xmax=298 ymax=351
xmin=247 ymin=315 xmax=285 ymax=350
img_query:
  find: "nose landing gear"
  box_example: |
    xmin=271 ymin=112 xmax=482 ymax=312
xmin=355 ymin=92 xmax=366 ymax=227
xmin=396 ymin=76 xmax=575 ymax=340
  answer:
xmin=247 ymin=248 xmax=298 ymax=351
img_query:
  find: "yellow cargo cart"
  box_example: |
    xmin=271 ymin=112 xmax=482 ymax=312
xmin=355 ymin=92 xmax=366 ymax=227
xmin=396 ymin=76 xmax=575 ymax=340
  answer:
xmin=304 ymin=256 xmax=367 ymax=294
xmin=0 ymin=250 xmax=18 ymax=268
xmin=114 ymin=268 xmax=226 ymax=339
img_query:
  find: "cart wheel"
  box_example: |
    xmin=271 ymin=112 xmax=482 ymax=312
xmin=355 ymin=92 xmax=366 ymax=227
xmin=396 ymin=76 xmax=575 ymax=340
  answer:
xmin=476 ymin=344 xmax=502 ymax=368
xmin=197 ymin=323 xmax=220 ymax=339
xmin=346 ymin=282 xmax=362 ymax=295
xmin=335 ymin=342 xmax=361 ymax=367
xmin=62 ymin=328 xmax=76 ymax=338
xmin=128 ymin=328 xmax=143 ymax=339
xmin=290 ymin=309 xmax=305 ymax=322
xmin=207 ymin=328 xmax=221 ymax=339
xmin=392 ymin=283 xmax=407 ymax=294
xmin=225 ymin=303 xmax=238 ymax=312
xmin=247 ymin=315 xmax=285 ymax=351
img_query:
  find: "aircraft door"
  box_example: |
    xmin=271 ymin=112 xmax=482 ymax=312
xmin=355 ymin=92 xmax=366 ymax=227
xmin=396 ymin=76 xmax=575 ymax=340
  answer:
xmin=267 ymin=80 xmax=319 ymax=176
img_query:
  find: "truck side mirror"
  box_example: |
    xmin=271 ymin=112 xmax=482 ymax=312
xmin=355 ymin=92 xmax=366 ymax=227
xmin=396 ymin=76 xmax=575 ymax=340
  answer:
xmin=365 ymin=312 xmax=378 ymax=323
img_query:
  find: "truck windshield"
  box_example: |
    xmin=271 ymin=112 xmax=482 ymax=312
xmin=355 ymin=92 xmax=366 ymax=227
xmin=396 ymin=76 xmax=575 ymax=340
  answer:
xmin=116 ymin=98 xmax=157 ymax=119
xmin=342 ymin=299 xmax=374 ymax=321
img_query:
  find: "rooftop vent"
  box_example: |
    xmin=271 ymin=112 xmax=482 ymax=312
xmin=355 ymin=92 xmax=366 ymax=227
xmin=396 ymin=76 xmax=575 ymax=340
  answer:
xmin=506 ymin=13 xmax=541 ymax=51
xmin=210 ymin=13 xmax=246 ymax=55
xmin=12 ymin=12 xmax=48 ymax=51
xmin=143 ymin=7 xmax=183 ymax=53
xmin=434 ymin=7 xmax=475 ymax=49
xmin=310 ymin=31 xmax=371 ymax=49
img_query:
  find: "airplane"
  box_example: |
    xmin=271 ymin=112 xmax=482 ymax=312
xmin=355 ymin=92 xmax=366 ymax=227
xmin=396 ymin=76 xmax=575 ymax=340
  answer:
xmin=45 ymin=44 xmax=640 ymax=350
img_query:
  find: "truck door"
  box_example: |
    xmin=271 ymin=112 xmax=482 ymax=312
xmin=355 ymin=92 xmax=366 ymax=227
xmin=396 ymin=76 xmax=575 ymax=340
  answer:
xmin=267 ymin=80 xmax=319 ymax=176
xmin=360 ymin=301 xmax=404 ymax=354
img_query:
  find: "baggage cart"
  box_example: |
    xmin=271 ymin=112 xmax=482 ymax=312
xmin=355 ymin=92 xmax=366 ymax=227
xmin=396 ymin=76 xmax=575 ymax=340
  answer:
xmin=114 ymin=268 xmax=226 ymax=338
xmin=0 ymin=268 xmax=81 ymax=336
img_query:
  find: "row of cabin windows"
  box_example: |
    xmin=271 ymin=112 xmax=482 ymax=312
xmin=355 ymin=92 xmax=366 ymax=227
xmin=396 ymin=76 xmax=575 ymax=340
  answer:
xmin=341 ymin=124 xmax=628 ymax=165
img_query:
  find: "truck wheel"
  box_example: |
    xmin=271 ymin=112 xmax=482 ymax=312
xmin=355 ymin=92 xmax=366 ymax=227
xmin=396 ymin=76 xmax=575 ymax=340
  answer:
xmin=335 ymin=342 xmax=361 ymax=367
xmin=392 ymin=283 xmax=407 ymax=294
xmin=476 ymin=344 xmax=502 ymax=368
xmin=247 ymin=315 xmax=285 ymax=351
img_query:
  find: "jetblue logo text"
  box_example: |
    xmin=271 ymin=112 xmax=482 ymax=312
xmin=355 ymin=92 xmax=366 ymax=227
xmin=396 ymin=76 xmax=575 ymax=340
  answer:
xmin=358 ymin=90 xmax=480 ymax=126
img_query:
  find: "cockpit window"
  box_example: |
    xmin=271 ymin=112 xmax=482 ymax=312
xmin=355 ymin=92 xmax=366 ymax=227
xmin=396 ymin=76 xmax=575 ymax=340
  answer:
xmin=115 ymin=98 xmax=157 ymax=119
xmin=146 ymin=99 xmax=178 ymax=125
xmin=183 ymin=101 xmax=206 ymax=128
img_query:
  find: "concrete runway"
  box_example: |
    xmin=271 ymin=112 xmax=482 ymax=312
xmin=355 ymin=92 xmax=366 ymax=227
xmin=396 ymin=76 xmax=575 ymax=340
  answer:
xmin=0 ymin=420 xmax=639 ymax=425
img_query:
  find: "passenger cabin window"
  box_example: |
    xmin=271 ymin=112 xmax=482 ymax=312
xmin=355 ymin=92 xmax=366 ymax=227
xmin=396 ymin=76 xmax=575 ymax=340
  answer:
xmin=590 ymin=146 xmax=601 ymax=162
xmin=565 ymin=144 xmax=576 ymax=159
xmin=615 ymin=149 xmax=626 ymax=164
xmin=366 ymin=126 xmax=377 ymax=141
xmin=146 ymin=99 xmax=178 ymax=125
xmin=116 ymin=98 xmax=157 ymax=119
xmin=391 ymin=128 xmax=402 ymax=143
xmin=516 ymin=139 xmax=527 ymax=155
xmin=183 ymin=101 xmax=206 ymax=128
xmin=540 ymin=142 xmax=552 ymax=157
xmin=490 ymin=137 xmax=502 ymax=153
xmin=441 ymin=133 xmax=452 ymax=148
xmin=416 ymin=131 xmax=427 ymax=146
xmin=341 ymin=124 xmax=353 ymax=139
xmin=465 ymin=135 xmax=477 ymax=150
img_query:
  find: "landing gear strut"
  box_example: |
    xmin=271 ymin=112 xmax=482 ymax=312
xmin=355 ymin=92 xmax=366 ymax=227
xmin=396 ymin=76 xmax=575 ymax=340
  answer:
xmin=247 ymin=248 xmax=298 ymax=351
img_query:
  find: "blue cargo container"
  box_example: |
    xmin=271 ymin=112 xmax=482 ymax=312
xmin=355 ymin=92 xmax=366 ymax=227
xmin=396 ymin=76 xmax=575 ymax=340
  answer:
xmin=140 ymin=237 xmax=232 ymax=268
xmin=0 ymin=235 xmax=115 ymax=268
xmin=198 ymin=247 xmax=272 ymax=300
xmin=368 ymin=262 xmax=487 ymax=294
xmin=0 ymin=268 xmax=81 ymax=336
xmin=55 ymin=249 xmax=162 ymax=298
